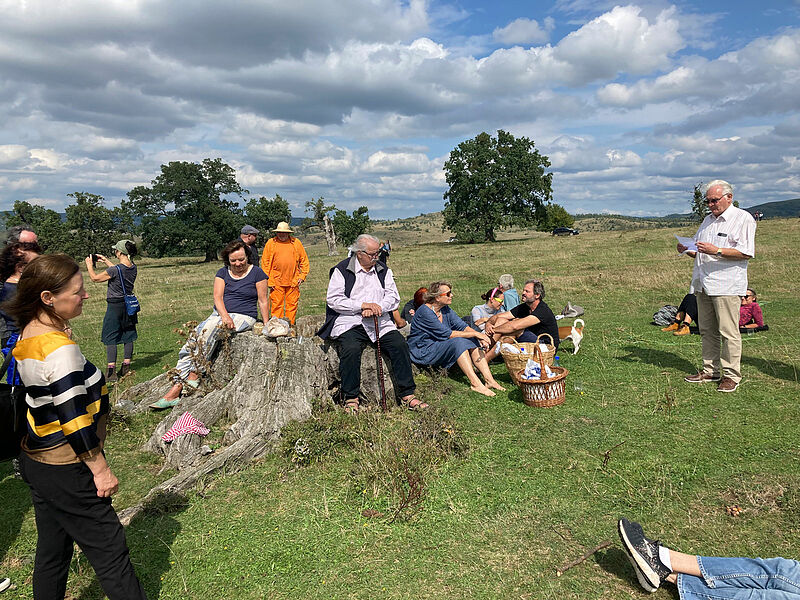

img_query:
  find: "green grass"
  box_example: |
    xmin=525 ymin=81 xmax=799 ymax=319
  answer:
xmin=2 ymin=219 xmax=799 ymax=599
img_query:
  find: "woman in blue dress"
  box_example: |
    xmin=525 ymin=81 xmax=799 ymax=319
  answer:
xmin=407 ymin=280 xmax=505 ymax=398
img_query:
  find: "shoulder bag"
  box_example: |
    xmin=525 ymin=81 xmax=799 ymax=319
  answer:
xmin=116 ymin=265 xmax=141 ymax=316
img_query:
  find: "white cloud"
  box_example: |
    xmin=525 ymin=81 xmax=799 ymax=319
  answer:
xmin=493 ymin=17 xmax=555 ymax=46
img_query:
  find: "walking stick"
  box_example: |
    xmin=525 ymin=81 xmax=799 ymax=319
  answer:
xmin=373 ymin=314 xmax=388 ymax=412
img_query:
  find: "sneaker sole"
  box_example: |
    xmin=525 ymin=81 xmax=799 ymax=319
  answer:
xmin=717 ymin=383 xmax=739 ymax=392
xmin=684 ymin=376 xmax=721 ymax=383
xmin=618 ymin=520 xmax=659 ymax=592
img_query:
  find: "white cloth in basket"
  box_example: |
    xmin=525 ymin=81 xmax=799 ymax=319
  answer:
xmin=521 ymin=358 xmax=555 ymax=380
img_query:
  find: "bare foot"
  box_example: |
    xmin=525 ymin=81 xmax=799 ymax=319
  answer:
xmin=162 ymin=383 xmax=183 ymax=402
xmin=487 ymin=381 xmax=506 ymax=391
xmin=470 ymin=384 xmax=496 ymax=397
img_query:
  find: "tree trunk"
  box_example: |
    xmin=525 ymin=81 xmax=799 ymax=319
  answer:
xmin=203 ymin=247 xmax=218 ymax=262
xmin=116 ymin=315 xmax=414 ymax=524
xmin=323 ymin=214 xmax=338 ymax=256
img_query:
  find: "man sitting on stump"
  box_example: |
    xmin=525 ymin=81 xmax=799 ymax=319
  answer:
xmin=317 ymin=234 xmax=426 ymax=413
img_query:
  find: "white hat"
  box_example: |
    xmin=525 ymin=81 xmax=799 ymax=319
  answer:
xmin=273 ymin=222 xmax=293 ymax=233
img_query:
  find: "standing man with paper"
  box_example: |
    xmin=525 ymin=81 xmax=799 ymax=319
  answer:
xmin=676 ymin=180 xmax=756 ymax=392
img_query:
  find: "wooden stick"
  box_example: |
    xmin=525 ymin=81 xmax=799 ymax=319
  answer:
xmin=556 ymin=540 xmax=612 ymax=576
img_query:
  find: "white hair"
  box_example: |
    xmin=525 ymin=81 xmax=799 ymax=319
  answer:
xmin=349 ymin=234 xmax=379 ymax=253
xmin=704 ymin=179 xmax=734 ymax=197
xmin=498 ymin=274 xmax=514 ymax=290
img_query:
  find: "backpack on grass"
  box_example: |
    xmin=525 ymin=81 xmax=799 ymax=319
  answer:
xmin=652 ymin=305 xmax=678 ymax=326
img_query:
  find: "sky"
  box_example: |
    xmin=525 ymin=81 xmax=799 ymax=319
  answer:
xmin=0 ymin=0 xmax=798 ymax=220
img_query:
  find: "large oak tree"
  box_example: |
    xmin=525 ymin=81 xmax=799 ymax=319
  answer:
xmin=443 ymin=130 xmax=553 ymax=242
xmin=124 ymin=158 xmax=247 ymax=261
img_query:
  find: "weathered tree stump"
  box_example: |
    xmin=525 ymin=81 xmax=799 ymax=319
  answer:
xmin=116 ymin=314 xmax=410 ymax=524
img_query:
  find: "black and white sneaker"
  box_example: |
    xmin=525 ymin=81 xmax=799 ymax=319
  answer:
xmin=618 ymin=518 xmax=671 ymax=592
xmin=0 ymin=577 xmax=11 ymax=593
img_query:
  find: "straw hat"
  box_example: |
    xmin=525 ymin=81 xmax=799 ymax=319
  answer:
xmin=272 ymin=222 xmax=294 ymax=233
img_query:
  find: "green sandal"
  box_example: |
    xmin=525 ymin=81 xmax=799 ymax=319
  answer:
xmin=149 ymin=398 xmax=180 ymax=410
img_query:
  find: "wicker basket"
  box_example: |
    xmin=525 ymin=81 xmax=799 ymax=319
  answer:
xmin=535 ymin=333 xmax=556 ymax=365
xmin=499 ymin=334 xmax=554 ymax=384
xmin=515 ymin=345 xmax=568 ymax=408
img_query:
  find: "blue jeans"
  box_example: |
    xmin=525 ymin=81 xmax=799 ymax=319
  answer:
xmin=678 ymin=556 xmax=800 ymax=599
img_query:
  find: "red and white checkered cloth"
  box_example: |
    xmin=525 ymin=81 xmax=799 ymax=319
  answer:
xmin=161 ymin=411 xmax=210 ymax=442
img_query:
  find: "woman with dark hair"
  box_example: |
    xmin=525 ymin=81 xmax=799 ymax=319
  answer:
xmin=0 ymin=241 xmax=42 ymax=344
xmin=5 ymin=254 xmax=147 ymax=599
xmin=85 ymin=240 xmax=139 ymax=381
xmin=0 ymin=241 xmax=42 ymax=383
xmin=151 ymin=240 xmax=270 ymax=409
xmin=470 ymin=287 xmax=505 ymax=332
xmin=407 ymin=280 xmax=505 ymax=397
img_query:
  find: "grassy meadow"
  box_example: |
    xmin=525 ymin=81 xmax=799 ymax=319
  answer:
xmin=1 ymin=218 xmax=799 ymax=599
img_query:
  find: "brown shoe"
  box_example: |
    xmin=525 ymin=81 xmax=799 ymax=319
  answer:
xmin=684 ymin=372 xmax=721 ymax=383
xmin=661 ymin=323 xmax=679 ymax=332
xmin=717 ymin=377 xmax=739 ymax=392
xmin=673 ymin=325 xmax=690 ymax=336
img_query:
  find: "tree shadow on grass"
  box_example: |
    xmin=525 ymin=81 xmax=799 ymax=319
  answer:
xmin=742 ymin=355 xmax=799 ymax=383
xmin=74 ymin=493 xmax=187 ymax=600
xmin=595 ymin=547 xmax=679 ymax=599
xmin=130 ymin=350 xmax=173 ymax=371
xmin=618 ymin=345 xmax=696 ymax=374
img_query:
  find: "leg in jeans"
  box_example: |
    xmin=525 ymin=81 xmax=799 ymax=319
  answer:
xmin=712 ymin=295 xmax=742 ymax=382
xmin=336 ymin=326 xmax=370 ymax=400
xmin=696 ymin=291 xmax=721 ymax=377
xmin=377 ymin=329 xmax=416 ymax=398
xmin=677 ymin=555 xmax=800 ymax=599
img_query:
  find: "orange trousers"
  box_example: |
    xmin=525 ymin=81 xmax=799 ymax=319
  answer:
xmin=270 ymin=285 xmax=300 ymax=324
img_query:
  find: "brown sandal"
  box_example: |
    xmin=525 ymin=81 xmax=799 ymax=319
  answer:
xmin=344 ymin=398 xmax=360 ymax=414
xmin=407 ymin=397 xmax=429 ymax=411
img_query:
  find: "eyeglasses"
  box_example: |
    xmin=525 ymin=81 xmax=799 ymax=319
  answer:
xmin=359 ymin=250 xmax=380 ymax=258
xmin=705 ymin=194 xmax=729 ymax=205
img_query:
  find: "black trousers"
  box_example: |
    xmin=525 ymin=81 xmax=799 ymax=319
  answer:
xmin=337 ymin=326 xmax=416 ymax=400
xmin=678 ymin=293 xmax=699 ymax=324
xmin=19 ymin=453 xmax=147 ymax=600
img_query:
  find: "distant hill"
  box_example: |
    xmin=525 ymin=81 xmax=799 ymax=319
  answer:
xmin=742 ymin=198 xmax=800 ymax=219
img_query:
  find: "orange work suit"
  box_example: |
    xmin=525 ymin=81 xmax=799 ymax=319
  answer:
xmin=260 ymin=236 xmax=310 ymax=324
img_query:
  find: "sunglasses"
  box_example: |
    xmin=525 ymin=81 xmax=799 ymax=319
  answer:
xmin=438 ymin=290 xmax=453 ymax=297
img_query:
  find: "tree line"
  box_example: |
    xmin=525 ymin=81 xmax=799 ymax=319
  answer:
xmin=3 ymin=158 xmax=371 ymax=260
xmin=4 ymin=130 xmax=587 ymax=257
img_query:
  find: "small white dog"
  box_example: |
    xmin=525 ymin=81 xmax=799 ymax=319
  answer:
xmin=557 ymin=318 xmax=585 ymax=355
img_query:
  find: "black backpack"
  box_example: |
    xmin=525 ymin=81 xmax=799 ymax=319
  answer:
xmin=0 ymin=348 xmax=27 ymax=461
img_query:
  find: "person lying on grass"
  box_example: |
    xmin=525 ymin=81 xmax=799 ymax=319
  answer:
xmin=618 ymin=517 xmax=800 ymax=598
xmin=740 ymin=288 xmax=764 ymax=329
xmin=151 ymin=240 xmax=270 ymax=410
xmin=484 ymin=279 xmax=560 ymax=362
xmin=407 ymin=281 xmax=505 ymax=398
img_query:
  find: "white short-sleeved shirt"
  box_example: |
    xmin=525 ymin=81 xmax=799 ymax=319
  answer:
xmin=690 ymin=204 xmax=756 ymax=296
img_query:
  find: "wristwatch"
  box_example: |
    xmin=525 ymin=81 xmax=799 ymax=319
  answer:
xmin=715 ymin=249 xmax=723 ymax=257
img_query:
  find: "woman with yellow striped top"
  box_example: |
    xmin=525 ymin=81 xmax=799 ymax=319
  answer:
xmin=4 ymin=254 xmax=147 ymax=600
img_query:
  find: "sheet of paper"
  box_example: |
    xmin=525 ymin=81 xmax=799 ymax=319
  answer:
xmin=675 ymin=234 xmax=697 ymax=254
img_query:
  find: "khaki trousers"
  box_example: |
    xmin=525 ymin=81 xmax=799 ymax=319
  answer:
xmin=695 ymin=291 xmax=742 ymax=382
